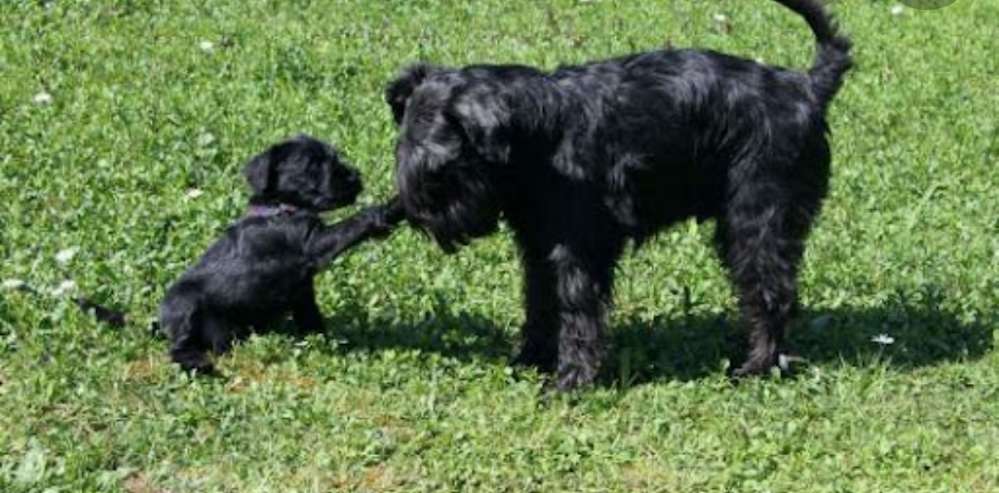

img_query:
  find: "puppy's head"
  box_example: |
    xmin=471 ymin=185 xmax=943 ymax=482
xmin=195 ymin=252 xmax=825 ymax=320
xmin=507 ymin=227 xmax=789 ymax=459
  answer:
xmin=386 ymin=65 xmax=510 ymax=253
xmin=244 ymin=134 xmax=362 ymax=211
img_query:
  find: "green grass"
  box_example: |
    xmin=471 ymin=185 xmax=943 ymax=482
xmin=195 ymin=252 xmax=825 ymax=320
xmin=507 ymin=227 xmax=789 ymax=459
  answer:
xmin=1 ymin=0 xmax=997 ymax=491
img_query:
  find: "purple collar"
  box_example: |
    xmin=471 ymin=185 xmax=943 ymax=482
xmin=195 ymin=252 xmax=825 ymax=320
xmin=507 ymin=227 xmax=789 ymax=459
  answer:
xmin=246 ymin=203 xmax=299 ymax=218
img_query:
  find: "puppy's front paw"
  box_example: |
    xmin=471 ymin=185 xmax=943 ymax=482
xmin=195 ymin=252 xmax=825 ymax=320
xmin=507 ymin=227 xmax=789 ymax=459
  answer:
xmin=370 ymin=197 xmax=405 ymax=238
xmin=382 ymin=195 xmax=405 ymax=224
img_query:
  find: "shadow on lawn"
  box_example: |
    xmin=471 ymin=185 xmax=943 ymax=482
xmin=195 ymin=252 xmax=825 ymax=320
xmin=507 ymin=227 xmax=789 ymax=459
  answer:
xmin=604 ymin=303 xmax=993 ymax=386
xmin=320 ymin=300 xmax=515 ymax=364
xmin=314 ymin=288 xmax=993 ymax=387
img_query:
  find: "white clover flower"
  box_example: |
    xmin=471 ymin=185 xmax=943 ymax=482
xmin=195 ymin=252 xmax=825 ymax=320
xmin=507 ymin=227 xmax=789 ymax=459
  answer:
xmin=199 ymin=40 xmax=215 ymax=53
xmin=185 ymin=188 xmax=204 ymax=199
xmin=52 ymin=280 xmax=77 ymax=297
xmin=2 ymin=279 xmax=26 ymax=290
xmin=890 ymin=4 xmax=905 ymax=16
xmin=871 ymin=334 xmax=895 ymax=345
xmin=33 ymin=91 xmax=53 ymax=105
xmin=713 ymin=13 xmax=729 ymax=23
xmin=197 ymin=132 xmax=216 ymax=147
xmin=777 ymin=353 xmax=806 ymax=371
xmin=55 ymin=247 xmax=79 ymax=265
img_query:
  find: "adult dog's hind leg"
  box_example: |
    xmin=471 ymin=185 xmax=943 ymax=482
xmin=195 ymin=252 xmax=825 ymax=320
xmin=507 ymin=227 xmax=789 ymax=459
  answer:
xmin=718 ymin=172 xmax=819 ymax=377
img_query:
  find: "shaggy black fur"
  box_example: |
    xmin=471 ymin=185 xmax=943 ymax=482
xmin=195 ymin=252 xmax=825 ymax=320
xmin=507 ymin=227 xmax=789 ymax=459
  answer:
xmin=386 ymin=0 xmax=852 ymax=390
xmin=160 ymin=135 xmax=403 ymax=373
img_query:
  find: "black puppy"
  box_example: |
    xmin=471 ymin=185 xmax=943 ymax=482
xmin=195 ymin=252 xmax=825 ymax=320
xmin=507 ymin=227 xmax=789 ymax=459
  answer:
xmin=386 ymin=0 xmax=852 ymax=390
xmin=160 ymin=135 xmax=402 ymax=373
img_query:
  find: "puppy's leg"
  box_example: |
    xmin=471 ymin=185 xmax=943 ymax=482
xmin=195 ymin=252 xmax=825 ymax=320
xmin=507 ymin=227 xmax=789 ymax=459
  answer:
xmin=291 ymin=280 xmax=325 ymax=334
xmin=308 ymin=201 xmax=399 ymax=267
xmin=512 ymin=250 xmax=559 ymax=373
xmin=163 ymin=300 xmax=215 ymax=374
xmin=169 ymin=336 xmax=213 ymax=373
xmin=162 ymin=290 xmax=238 ymax=374
xmin=719 ymin=183 xmax=814 ymax=377
xmin=203 ymin=315 xmax=237 ymax=356
xmin=550 ymin=244 xmax=617 ymax=390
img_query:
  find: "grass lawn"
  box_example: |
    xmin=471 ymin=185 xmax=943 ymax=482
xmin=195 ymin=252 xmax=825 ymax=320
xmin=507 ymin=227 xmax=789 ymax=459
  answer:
xmin=1 ymin=0 xmax=997 ymax=491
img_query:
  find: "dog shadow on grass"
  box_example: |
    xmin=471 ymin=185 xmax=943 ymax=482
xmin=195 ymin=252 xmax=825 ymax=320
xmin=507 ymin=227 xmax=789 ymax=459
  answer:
xmin=317 ymin=302 xmax=516 ymax=364
xmin=607 ymin=287 xmax=993 ymax=386
xmin=604 ymin=303 xmax=993 ymax=387
xmin=303 ymin=289 xmax=993 ymax=388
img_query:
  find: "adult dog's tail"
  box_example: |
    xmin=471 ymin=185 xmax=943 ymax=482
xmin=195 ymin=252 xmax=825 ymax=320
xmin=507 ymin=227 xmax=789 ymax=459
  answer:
xmin=773 ymin=0 xmax=853 ymax=109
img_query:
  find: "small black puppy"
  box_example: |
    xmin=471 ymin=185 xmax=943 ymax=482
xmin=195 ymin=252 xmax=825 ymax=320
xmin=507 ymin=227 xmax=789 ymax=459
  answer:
xmin=160 ymin=135 xmax=402 ymax=373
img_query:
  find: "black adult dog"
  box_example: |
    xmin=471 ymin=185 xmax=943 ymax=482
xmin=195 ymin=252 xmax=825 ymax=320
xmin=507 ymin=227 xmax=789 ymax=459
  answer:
xmin=160 ymin=135 xmax=402 ymax=373
xmin=385 ymin=0 xmax=852 ymax=390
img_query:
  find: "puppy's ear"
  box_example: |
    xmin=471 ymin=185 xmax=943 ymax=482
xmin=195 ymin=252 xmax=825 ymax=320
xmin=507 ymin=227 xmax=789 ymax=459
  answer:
xmin=243 ymin=148 xmax=275 ymax=194
xmin=448 ymin=93 xmax=512 ymax=165
xmin=385 ymin=63 xmax=434 ymax=125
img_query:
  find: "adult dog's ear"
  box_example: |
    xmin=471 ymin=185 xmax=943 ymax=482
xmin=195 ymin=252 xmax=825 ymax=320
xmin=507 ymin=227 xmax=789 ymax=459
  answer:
xmin=385 ymin=63 xmax=434 ymax=125
xmin=448 ymin=91 xmax=512 ymax=165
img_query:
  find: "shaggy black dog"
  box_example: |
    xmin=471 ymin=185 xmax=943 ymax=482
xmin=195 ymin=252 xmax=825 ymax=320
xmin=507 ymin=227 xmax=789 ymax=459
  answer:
xmin=160 ymin=135 xmax=402 ymax=373
xmin=386 ymin=0 xmax=852 ymax=390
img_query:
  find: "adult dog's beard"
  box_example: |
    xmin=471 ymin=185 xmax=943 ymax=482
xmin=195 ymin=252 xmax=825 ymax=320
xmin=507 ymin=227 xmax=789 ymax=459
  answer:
xmin=398 ymin=163 xmax=501 ymax=254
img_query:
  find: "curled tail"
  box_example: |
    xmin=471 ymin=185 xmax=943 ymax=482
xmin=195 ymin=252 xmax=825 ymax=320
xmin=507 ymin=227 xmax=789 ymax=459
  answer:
xmin=773 ymin=0 xmax=853 ymax=109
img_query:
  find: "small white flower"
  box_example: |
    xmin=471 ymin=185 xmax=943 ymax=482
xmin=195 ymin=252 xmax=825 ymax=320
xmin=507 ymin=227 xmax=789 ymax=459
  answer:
xmin=185 ymin=188 xmax=204 ymax=199
xmin=197 ymin=132 xmax=216 ymax=147
xmin=199 ymin=40 xmax=215 ymax=53
xmin=55 ymin=247 xmax=78 ymax=265
xmin=33 ymin=91 xmax=53 ymax=105
xmin=871 ymin=334 xmax=895 ymax=345
xmin=52 ymin=280 xmax=77 ymax=297
xmin=2 ymin=279 xmax=26 ymax=290
xmin=712 ymin=13 xmax=729 ymax=23
xmin=777 ymin=353 xmax=806 ymax=371
xmin=890 ymin=4 xmax=905 ymax=16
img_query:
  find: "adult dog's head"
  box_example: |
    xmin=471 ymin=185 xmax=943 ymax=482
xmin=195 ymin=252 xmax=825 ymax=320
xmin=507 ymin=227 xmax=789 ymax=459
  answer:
xmin=386 ymin=64 xmax=514 ymax=253
xmin=244 ymin=134 xmax=362 ymax=211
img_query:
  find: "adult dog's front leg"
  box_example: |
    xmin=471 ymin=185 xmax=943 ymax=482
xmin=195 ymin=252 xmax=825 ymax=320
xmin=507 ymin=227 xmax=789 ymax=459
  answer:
xmin=549 ymin=244 xmax=617 ymax=391
xmin=513 ymin=249 xmax=559 ymax=373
